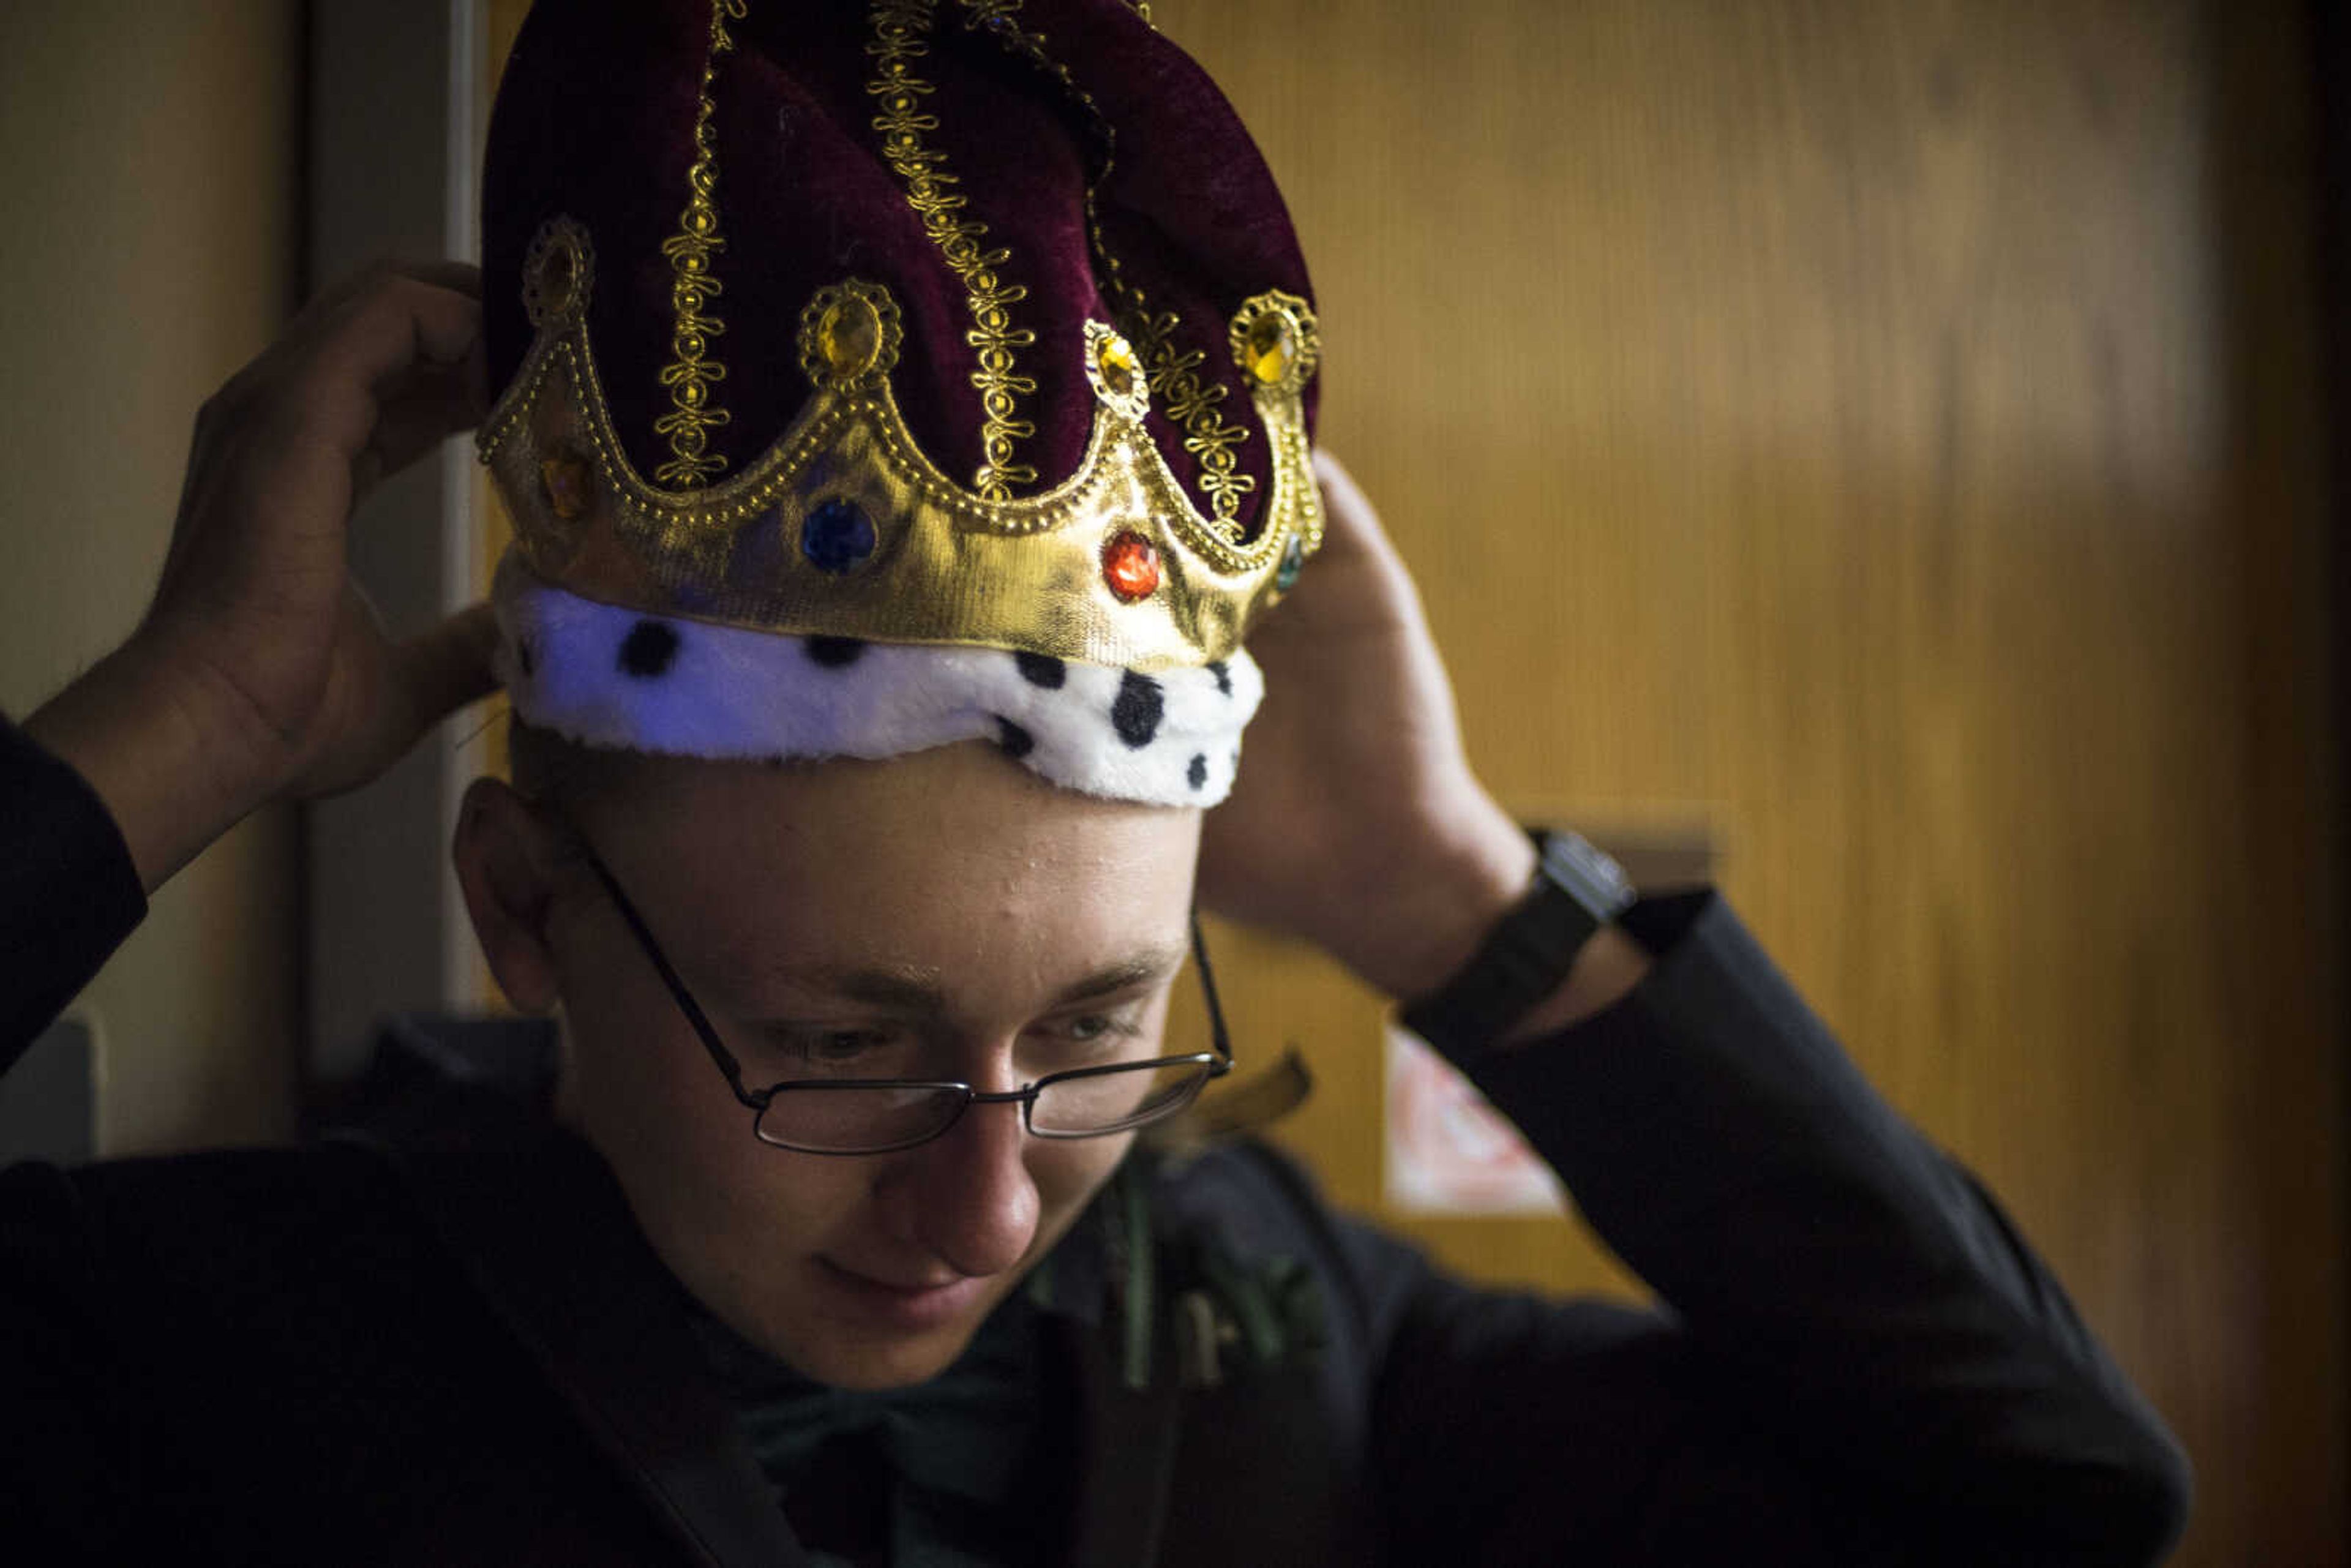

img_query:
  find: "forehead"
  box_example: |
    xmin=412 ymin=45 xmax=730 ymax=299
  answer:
xmin=589 ymin=741 xmax=1202 ymax=991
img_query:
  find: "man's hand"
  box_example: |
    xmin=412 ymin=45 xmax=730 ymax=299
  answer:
xmin=26 ymin=263 xmax=497 ymax=893
xmin=1202 ymin=453 xmax=1651 ymax=1032
xmin=1199 ymin=452 xmax=1539 ymax=1000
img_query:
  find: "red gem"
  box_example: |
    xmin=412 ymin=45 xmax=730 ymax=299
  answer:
xmin=1101 ymin=530 xmax=1161 ymax=602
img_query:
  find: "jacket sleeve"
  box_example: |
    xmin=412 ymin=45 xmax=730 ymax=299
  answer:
xmin=0 ymin=1158 xmax=148 ymax=1564
xmin=0 ymin=716 xmax=146 ymax=1070
xmin=1355 ymin=889 xmax=2191 ymax=1566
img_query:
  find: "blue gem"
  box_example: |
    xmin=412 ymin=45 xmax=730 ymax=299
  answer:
xmin=1275 ymin=534 xmax=1306 ymax=590
xmin=800 ymin=498 xmax=876 ymax=574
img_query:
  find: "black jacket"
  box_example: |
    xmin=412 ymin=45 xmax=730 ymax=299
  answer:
xmin=0 ymin=718 xmax=2190 ymax=1564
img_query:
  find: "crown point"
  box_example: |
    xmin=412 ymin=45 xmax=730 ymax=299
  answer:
xmin=539 ymin=447 xmax=594 ymax=520
xmin=522 ymin=218 xmax=593 ymax=329
xmin=1243 ymin=313 xmax=1296 ymax=386
xmin=1229 ymin=290 xmax=1320 ymax=399
xmin=1083 ymin=320 xmax=1151 ymax=421
xmin=539 ymin=249 xmax=577 ymax=317
xmin=1098 ymin=333 xmax=1140 ymax=397
xmin=801 ymin=498 xmax=878 ymax=574
xmin=800 ymin=280 xmax=902 ymax=391
xmin=1102 ymin=530 xmax=1161 ymax=602
xmin=818 ymin=295 xmax=881 ymax=378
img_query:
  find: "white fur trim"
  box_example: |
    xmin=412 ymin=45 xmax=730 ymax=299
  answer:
xmin=493 ymin=567 xmax=1262 ymax=808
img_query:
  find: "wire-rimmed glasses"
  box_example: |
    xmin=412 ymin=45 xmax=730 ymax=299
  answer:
xmin=573 ymin=836 xmax=1235 ymax=1155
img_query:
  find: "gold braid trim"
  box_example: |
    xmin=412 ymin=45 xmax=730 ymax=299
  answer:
xmin=653 ymin=0 xmax=747 ymax=489
xmin=955 ymin=0 xmax=1253 ymax=535
xmin=868 ymin=0 xmax=1038 ymax=500
xmin=1130 ymin=306 xmax=1253 ymax=530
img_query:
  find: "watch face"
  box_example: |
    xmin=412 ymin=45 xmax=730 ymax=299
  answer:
xmin=1544 ymin=831 xmax=1635 ymax=914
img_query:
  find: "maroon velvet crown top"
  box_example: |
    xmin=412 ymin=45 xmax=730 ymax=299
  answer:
xmin=482 ymin=0 xmax=1317 ymax=540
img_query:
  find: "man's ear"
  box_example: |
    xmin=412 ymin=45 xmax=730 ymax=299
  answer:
xmin=452 ymin=775 xmax=571 ymax=1014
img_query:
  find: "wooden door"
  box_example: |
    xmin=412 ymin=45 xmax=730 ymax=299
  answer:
xmin=1149 ymin=1 xmax=2343 ymax=1561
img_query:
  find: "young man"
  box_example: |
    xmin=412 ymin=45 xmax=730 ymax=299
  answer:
xmin=2 ymin=1 xmax=2187 ymax=1562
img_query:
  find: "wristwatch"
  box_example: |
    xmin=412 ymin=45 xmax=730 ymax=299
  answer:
xmin=1397 ymin=828 xmax=1637 ymax=1064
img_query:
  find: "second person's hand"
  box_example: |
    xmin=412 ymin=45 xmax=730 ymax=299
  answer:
xmin=28 ymin=262 xmax=500 ymax=893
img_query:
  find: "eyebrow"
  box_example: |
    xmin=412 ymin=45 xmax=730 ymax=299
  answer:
xmin=777 ymin=945 xmax=1189 ymax=1019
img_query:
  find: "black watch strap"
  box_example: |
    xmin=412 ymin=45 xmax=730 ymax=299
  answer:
xmin=1398 ymin=829 xmax=1636 ymax=1065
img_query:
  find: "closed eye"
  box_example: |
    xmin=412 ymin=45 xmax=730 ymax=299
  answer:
xmin=759 ymin=1024 xmax=916 ymax=1071
xmin=806 ymin=1029 xmax=893 ymax=1061
xmin=752 ymin=994 xmax=1160 ymax=1075
xmin=1032 ymin=1009 xmax=1150 ymax=1063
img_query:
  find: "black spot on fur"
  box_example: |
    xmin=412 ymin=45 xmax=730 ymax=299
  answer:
xmin=996 ymin=717 xmax=1035 ymax=759
xmin=1187 ymin=752 xmax=1208 ymax=790
xmin=805 ymin=636 xmax=867 ymax=669
xmin=1015 ymin=650 xmax=1067 ymax=689
xmin=618 ymin=620 xmax=679 ymax=678
xmin=1208 ymin=659 xmax=1231 ymax=697
xmin=516 ymin=636 xmax=538 ymax=678
xmin=1112 ymin=670 xmax=1164 ymax=749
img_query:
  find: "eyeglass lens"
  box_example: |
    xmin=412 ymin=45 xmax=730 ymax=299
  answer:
xmin=754 ymin=1058 xmax=1215 ymax=1152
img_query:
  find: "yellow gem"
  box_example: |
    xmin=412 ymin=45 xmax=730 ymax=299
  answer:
xmin=538 ymin=249 xmax=576 ymax=317
xmin=818 ymin=296 xmax=880 ymax=379
xmin=1245 ymin=312 xmax=1295 ymax=385
xmin=539 ymin=449 xmax=592 ymax=520
xmin=1097 ymin=332 xmax=1141 ymax=399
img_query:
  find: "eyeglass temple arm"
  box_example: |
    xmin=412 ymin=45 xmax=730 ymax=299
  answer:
xmin=1190 ymin=911 xmax=1235 ymax=1068
xmin=577 ymin=843 xmax=765 ymax=1107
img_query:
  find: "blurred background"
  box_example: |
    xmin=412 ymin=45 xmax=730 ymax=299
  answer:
xmin=0 ymin=2 xmax=2341 ymax=1560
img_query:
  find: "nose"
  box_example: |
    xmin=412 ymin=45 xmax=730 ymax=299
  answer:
xmin=880 ymin=1085 xmax=1042 ymax=1280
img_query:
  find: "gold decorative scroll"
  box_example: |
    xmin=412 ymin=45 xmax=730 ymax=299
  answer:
xmin=653 ymin=0 xmax=748 ymax=487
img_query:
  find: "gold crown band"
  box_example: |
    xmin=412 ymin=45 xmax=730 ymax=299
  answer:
xmin=481 ymin=219 xmax=1322 ymax=672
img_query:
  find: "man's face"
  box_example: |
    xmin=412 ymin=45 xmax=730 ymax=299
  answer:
xmin=470 ymin=741 xmax=1202 ymax=1390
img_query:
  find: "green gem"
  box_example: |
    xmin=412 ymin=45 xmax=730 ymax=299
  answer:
xmin=1275 ymin=535 xmax=1305 ymax=590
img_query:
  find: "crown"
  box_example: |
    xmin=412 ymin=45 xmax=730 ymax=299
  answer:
xmin=478 ymin=217 xmax=1324 ymax=672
